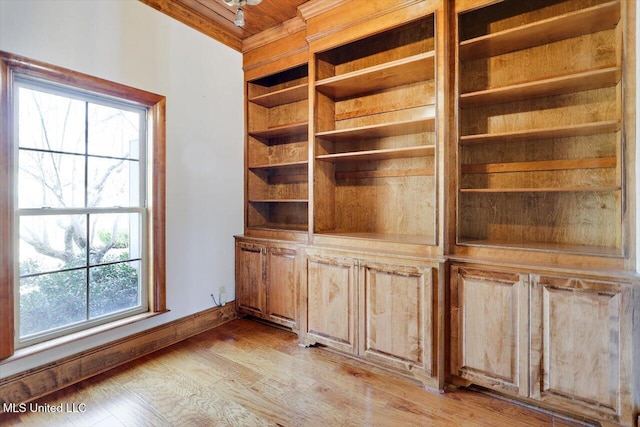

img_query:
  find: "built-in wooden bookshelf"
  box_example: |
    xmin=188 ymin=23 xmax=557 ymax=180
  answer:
xmin=456 ymin=0 xmax=623 ymax=257
xmin=313 ymin=16 xmax=438 ymax=246
xmin=246 ymin=64 xmax=309 ymax=233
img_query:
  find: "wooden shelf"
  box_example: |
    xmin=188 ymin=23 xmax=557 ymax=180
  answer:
xmin=249 ymin=83 xmax=308 ymax=108
xmin=316 ymin=118 xmax=435 ymax=142
xmin=462 ymin=157 xmax=616 ymax=174
xmin=459 ymin=67 xmax=622 ymax=108
xmin=315 ymin=52 xmax=435 ymax=100
xmin=460 ymin=121 xmax=621 ymax=145
xmin=248 ymin=160 xmax=308 ymax=171
xmin=317 ymin=145 xmax=435 ymax=163
xmin=459 ymin=1 xmax=621 ymax=60
xmin=457 ymin=238 xmax=622 ymax=257
xmin=315 ymin=231 xmax=434 ymax=245
xmin=460 ymin=186 xmax=620 ymax=193
xmin=335 ymin=167 xmax=434 ymax=180
xmin=249 ymin=199 xmax=309 ymax=203
xmin=249 ymin=122 xmax=308 ymax=139
xmin=249 ymin=224 xmax=308 ymax=232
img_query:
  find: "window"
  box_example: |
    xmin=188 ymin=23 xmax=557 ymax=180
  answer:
xmin=0 ymin=51 xmax=166 ymax=357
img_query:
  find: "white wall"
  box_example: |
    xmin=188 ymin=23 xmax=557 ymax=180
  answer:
xmin=0 ymin=0 xmax=244 ymax=378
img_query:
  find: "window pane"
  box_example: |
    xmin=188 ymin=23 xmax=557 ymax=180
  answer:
xmin=19 ymin=149 xmax=85 ymax=208
xmin=88 ymin=103 xmax=140 ymax=160
xmin=20 ymin=215 xmax=87 ymax=276
xmin=89 ymin=260 xmax=141 ymax=319
xmin=89 ymin=213 xmax=141 ymax=265
xmin=19 ymin=269 xmax=87 ymax=338
xmin=18 ymin=86 xmax=85 ymax=154
xmin=87 ymin=157 xmax=139 ymax=207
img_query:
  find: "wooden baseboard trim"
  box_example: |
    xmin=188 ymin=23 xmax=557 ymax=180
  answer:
xmin=0 ymin=303 xmax=236 ymax=408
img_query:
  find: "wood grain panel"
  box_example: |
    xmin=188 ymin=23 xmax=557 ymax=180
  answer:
xmin=460 ymin=86 xmax=619 ymax=137
xmin=458 ymin=191 xmax=622 ymax=250
xmin=305 ymin=253 xmax=357 ymax=354
xmin=450 ymin=266 xmax=528 ymax=397
xmin=530 ymin=275 xmax=635 ymax=425
xmin=266 ymin=247 xmax=297 ymax=326
xmin=235 ymin=242 xmax=266 ymax=317
xmin=359 ymin=262 xmax=433 ymax=377
xmin=332 ymin=173 xmax=435 ymax=238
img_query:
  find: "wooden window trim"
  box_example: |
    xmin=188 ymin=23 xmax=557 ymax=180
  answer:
xmin=0 ymin=51 xmax=166 ymax=360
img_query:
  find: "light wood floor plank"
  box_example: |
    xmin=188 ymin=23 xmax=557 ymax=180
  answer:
xmin=0 ymin=319 xmax=592 ymax=426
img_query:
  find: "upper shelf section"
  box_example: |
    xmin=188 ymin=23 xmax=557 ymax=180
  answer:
xmin=315 ymin=52 xmax=435 ymax=100
xmin=459 ymin=1 xmax=621 ymax=60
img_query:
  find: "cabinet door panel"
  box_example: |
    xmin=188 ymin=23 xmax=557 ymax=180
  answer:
xmin=236 ymin=243 xmax=266 ymax=317
xmin=450 ymin=266 xmax=528 ymax=396
xmin=266 ymin=247 xmax=297 ymax=327
xmin=360 ymin=262 xmax=433 ymax=376
xmin=530 ymin=276 xmax=633 ymax=423
xmin=306 ymin=254 xmax=357 ymax=354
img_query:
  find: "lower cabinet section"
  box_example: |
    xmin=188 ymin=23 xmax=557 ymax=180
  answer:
xmin=235 ymin=237 xmax=299 ymax=330
xmin=236 ymin=241 xmax=638 ymax=426
xmin=449 ymin=263 xmax=638 ymax=427
xmin=303 ymin=248 xmax=442 ymax=388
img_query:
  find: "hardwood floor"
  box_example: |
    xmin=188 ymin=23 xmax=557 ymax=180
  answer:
xmin=1 ymin=319 xmax=591 ymax=426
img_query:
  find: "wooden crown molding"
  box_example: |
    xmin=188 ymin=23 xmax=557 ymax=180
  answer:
xmin=297 ymin=0 xmax=349 ymax=21
xmin=242 ymin=0 xmax=350 ymax=53
xmin=242 ymin=16 xmax=306 ymax=53
xmin=305 ymin=0 xmax=427 ymax=44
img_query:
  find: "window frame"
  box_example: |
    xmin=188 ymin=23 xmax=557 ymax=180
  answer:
xmin=0 ymin=51 xmax=166 ymax=359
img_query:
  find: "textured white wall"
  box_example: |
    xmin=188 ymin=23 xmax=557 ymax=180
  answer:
xmin=0 ymin=0 xmax=243 ymax=377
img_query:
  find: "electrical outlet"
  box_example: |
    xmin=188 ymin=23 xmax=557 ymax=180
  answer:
xmin=219 ymin=286 xmax=227 ymax=306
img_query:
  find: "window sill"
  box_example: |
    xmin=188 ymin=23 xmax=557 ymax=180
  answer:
xmin=1 ymin=310 xmax=169 ymax=364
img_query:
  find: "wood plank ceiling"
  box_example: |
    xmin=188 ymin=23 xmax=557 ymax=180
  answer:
xmin=139 ymin=0 xmax=312 ymax=52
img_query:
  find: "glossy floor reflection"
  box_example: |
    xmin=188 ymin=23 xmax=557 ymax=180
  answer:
xmin=1 ymin=319 xmax=591 ymax=426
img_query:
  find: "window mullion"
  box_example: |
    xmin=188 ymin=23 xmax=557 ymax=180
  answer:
xmin=84 ymin=103 xmax=90 ymax=322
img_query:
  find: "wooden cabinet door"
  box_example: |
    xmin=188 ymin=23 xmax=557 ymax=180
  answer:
xmin=450 ymin=266 xmax=529 ymax=397
xmin=266 ymin=247 xmax=297 ymax=329
xmin=359 ymin=261 xmax=434 ymax=378
xmin=305 ymin=253 xmax=358 ymax=354
xmin=530 ymin=275 xmax=634 ymax=424
xmin=235 ymin=242 xmax=266 ymax=317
